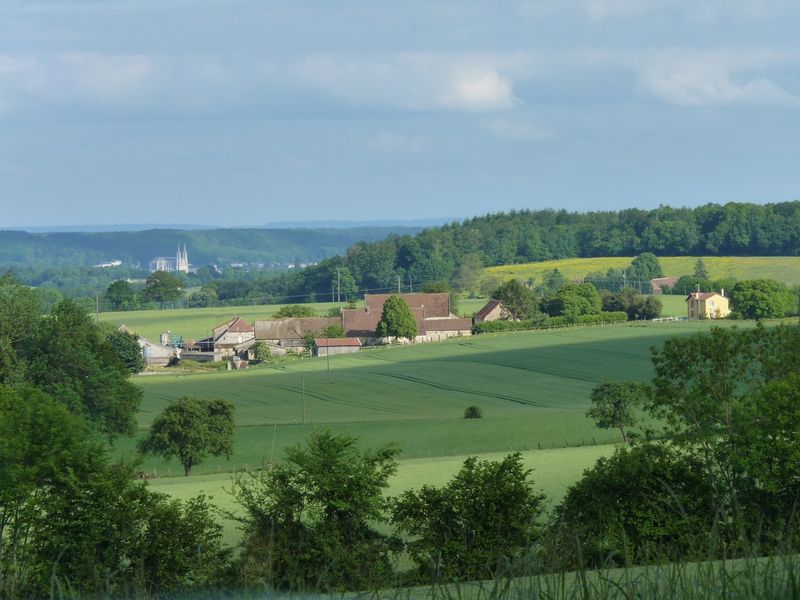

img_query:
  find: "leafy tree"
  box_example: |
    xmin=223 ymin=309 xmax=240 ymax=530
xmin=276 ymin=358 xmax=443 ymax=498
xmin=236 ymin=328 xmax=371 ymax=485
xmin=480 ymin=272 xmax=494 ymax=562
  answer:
xmin=545 ymin=445 xmax=715 ymax=569
xmin=586 ymin=382 xmax=648 ymax=443
xmin=232 ymin=430 xmax=400 ymax=591
xmin=376 ymin=295 xmax=418 ymax=342
xmin=543 ymin=283 xmax=601 ymax=320
xmin=729 ymin=279 xmax=792 ymax=319
xmin=275 ymin=303 xmax=316 ymax=318
xmin=105 ymin=279 xmax=135 ymax=310
xmin=187 ymin=287 xmax=218 ymax=308
xmin=0 ymin=386 xmax=229 ymax=597
xmin=626 ymin=253 xmax=663 ymax=288
xmin=141 ymin=270 xmax=184 ymax=309
xmin=492 ymin=279 xmax=537 ymax=320
xmin=392 ymin=453 xmax=545 ymax=581
xmin=106 ymin=328 xmax=146 ymax=374
xmin=26 ymin=299 xmax=142 ymax=438
xmin=541 ymin=268 xmax=568 ymax=292
xmin=138 ymin=396 xmax=235 ymax=476
xmin=693 ymin=257 xmax=709 ymax=279
xmin=251 ymin=341 xmax=271 ymax=361
xmin=335 ymin=266 xmax=358 ymax=301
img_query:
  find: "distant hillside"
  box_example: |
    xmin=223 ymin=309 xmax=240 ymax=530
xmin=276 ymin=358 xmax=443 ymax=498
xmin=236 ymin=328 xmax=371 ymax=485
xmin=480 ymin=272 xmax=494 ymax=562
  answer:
xmin=0 ymin=226 xmax=423 ymax=268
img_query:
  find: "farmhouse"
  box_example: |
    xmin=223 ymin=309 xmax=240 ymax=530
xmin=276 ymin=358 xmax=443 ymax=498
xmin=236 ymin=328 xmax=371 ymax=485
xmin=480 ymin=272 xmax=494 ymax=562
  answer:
xmin=342 ymin=293 xmax=472 ymax=343
xmin=313 ymin=337 xmax=362 ymax=357
xmin=474 ymin=299 xmax=507 ymax=323
xmin=686 ymin=290 xmax=730 ymax=320
xmin=183 ymin=316 xmax=255 ymax=361
xmin=254 ymin=317 xmax=340 ymax=354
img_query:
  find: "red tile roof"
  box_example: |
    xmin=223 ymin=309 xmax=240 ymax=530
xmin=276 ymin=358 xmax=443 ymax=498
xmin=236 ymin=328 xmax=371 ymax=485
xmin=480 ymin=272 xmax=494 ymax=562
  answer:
xmin=365 ymin=293 xmax=451 ymax=318
xmin=475 ymin=299 xmax=502 ymax=320
xmin=254 ymin=317 xmax=340 ymax=340
xmin=425 ymin=317 xmax=472 ymax=331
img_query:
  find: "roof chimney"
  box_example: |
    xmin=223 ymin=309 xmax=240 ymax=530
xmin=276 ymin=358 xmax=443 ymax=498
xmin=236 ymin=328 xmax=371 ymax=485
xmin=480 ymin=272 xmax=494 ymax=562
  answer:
xmin=721 ymin=288 xmax=725 ymax=297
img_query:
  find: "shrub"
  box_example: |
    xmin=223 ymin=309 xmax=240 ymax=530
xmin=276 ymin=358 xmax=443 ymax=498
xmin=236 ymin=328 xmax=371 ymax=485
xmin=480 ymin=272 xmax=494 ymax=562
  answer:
xmin=464 ymin=405 xmax=483 ymax=419
xmin=251 ymin=341 xmax=271 ymax=361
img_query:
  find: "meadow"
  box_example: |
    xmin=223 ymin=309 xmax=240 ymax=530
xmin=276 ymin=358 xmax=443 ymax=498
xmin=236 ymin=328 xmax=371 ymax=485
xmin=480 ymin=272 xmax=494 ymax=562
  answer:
xmin=486 ymin=256 xmax=800 ymax=286
xmin=120 ymin=319 xmax=739 ymax=476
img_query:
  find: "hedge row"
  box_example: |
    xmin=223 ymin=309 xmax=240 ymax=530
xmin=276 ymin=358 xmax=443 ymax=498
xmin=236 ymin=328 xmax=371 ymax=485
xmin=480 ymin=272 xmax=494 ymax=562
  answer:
xmin=473 ymin=311 xmax=628 ymax=334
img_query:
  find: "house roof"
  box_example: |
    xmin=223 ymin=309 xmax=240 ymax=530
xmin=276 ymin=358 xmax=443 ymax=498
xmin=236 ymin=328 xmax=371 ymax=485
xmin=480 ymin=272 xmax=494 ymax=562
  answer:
xmin=342 ymin=307 xmax=429 ymax=337
xmin=211 ymin=316 xmax=254 ymax=340
xmin=424 ymin=317 xmax=472 ymax=331
xmin=475 ymin=299 xmax=502 ymax=320
xmin=254 ymin=317 xmax=340 ymax=340
xmin=364 ymin=293 xmax=451 ymax=318
xmin=314 ymin=337 xmax=362 ymax=347
xmin=651 ymin=276 xmax=679 ymax=288
xmin=686 ymin=292 xmax=725 ymax=301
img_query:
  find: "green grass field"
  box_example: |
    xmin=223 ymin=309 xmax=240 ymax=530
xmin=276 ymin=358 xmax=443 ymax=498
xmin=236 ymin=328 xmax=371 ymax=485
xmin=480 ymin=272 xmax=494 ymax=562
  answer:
xmin=100 ymin=298 xmax=489 ymax=342
xmin=119 ymin=320 xmax=743 ymax=477
xmin=486 ymin=256 xmax=800 ymax=285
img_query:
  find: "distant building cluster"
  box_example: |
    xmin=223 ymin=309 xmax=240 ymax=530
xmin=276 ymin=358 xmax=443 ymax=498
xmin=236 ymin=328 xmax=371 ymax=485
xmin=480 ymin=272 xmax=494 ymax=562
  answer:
xmin=95 ymin=259 xmax=122 ymax=268
xmin=149 ymin=245 xmax=190 ymax=273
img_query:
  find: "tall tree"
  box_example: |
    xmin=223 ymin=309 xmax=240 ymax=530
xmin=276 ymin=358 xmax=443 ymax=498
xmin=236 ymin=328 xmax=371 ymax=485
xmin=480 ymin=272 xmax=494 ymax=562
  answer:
xmin=586 ymin=382 xmax=648 ymax=443
xmin=376 ymin=295 xmax=418 ymax=342
xmin=105 ymin=279 xmax=135 ymax=311
xmin=626 ymin=253 xmax=663 ymax=288
xmin=141 ymin=271 xmax=184 ymax=309
xmin=729 ymin=279 xmax=792 ymax=320
xmin=492 ymin=279 xmax=537 ymax=320
xmin=138 ymin=396 xmax=235 ymax=476
xmin=693 ymin=257 xmax=710 ymax=279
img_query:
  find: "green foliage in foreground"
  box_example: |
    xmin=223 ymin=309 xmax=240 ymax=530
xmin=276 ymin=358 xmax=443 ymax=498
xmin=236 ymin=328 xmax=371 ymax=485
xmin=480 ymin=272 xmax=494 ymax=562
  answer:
xmin=392 ymin=453 xmax=545 ymax=582
xmin=231 ymin=430 xmax=401 ymax=591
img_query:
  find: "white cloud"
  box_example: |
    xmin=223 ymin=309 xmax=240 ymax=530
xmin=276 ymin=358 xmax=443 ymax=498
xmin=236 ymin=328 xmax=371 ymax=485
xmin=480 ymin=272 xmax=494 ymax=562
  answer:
xmin=483 ymin=118 xmax=554 ymax=141
xmin=636 ymin=51 xmax=800 ymax=107
xmin=57 ymin=52 xmax=153 ymax=100
xmin=296 ymin=53 xmax=528 ymax=112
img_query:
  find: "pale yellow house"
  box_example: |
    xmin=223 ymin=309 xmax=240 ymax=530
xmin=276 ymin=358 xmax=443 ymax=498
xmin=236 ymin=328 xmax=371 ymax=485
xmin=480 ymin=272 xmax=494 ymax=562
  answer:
xmin=686 ymin=291 xmax=730 ymax=320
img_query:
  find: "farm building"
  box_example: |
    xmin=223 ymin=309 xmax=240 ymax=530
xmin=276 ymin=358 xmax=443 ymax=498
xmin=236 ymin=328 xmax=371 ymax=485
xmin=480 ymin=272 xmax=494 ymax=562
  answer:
xmin=183 ymin=316 xmax=255 ymax=361
xmin=686 ymin=290 xmax=730 ymax=320
xmin=313 ymin=337 xmax=362 ymax=357
xmin=651 ymin=276 xmax=679 ymax=295
xmin=254 ymin=317 xmax=340 ymax=354
xmin=119 ymin=325 xmax=179 ymax=366
xmin=474 ymin=299 xmax=507 ymax=323
xmin=342 ymin=293 xmax=472 ymax=343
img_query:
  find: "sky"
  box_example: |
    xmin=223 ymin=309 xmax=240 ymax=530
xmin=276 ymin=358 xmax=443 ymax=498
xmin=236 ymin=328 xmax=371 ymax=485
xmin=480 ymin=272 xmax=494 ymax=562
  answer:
xmin=0 ymin=0 xmax=799 ymax=228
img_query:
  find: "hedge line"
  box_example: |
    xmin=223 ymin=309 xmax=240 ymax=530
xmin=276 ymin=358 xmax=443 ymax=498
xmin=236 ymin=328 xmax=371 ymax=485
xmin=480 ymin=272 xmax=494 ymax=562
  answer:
xmin=473 ymin=311 xmax=628 ymax=334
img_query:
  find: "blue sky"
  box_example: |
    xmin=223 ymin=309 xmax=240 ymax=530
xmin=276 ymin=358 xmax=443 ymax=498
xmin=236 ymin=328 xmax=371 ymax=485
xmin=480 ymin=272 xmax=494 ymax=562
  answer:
xmin=1 ymin=0 xmax=798 ymax=227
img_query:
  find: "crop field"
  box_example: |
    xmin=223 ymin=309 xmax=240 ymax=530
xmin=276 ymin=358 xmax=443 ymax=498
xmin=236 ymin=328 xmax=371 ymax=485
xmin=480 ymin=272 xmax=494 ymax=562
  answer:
xmin=486 ymin=256 xmax=800 ymax=286
xmin=118 ymin=319 xmax=742 ymax=476
xmin=99 ymin=298 xmax=489 ymax=342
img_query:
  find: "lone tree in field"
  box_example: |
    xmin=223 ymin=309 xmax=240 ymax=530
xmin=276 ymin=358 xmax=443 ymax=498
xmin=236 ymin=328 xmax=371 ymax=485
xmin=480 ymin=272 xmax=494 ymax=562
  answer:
xmin=586 ymin=381 xmax=648 ymax=444
xmin=138 ymin=396 xmax=235 ymax=476
xmin=492 ymin=279 xmax=537 ymax=320
xmin=376 ymin=295 xmax=418 ymax=342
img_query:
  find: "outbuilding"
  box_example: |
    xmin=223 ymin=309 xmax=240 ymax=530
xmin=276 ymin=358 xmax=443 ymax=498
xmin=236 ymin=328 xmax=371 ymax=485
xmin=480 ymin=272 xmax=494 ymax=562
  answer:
xmin=313 ymin=337 xmax=362 ymax=357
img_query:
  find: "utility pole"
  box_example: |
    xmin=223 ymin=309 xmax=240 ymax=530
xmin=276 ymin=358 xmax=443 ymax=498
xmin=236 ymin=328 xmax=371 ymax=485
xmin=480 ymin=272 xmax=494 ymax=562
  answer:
xmin=326 ymin=337 xmax=332 ymax=384
xmin=337 ymin=269 xmax=341 ymax=303
xmin=408 ymin=274 xmax=413 ymax=293
xmin=95 ymin=293 xmax=100 ymax=322
xmin=301 ymin=371 xmax=306 ymax=424
xmin=332 ymin=282 xmax=335 ymax=303
xmin=397 ymin=275 xmax=401 ymax=294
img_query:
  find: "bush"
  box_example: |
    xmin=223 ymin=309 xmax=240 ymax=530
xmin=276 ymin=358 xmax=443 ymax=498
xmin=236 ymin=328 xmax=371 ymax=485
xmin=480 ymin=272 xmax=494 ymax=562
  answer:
xmin=274 ymin=304 xmax=316 ymax=318
xmin=464 ymin=405 xmax=483 ymax=419
xmin=392 ymin=453 xmax=545 ymax=581
xmin=473 ymin=311 xmax=627 ymax=334
xmin=544 ymin=444 xmax=716 ymax=570
xmin=251 ymin=341 xmax=271 ymax=361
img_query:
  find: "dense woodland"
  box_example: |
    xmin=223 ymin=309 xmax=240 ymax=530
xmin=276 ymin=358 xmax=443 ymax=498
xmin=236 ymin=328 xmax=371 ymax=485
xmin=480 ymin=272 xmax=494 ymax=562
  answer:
xmin=198 ymin=201 xmax=800 ymax=306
